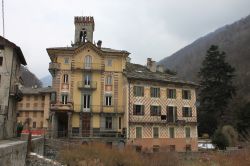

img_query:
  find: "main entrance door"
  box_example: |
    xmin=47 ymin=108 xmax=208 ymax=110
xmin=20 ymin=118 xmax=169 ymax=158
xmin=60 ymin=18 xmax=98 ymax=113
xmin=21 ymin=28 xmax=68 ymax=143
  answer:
xmin=82 ymin=113 xmax=91 ymax=137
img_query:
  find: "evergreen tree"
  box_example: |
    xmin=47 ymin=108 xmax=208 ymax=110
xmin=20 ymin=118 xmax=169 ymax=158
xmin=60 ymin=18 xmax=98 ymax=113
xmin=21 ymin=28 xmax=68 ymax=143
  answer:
xmin=198 ymin=45 xmax=236 ymax=136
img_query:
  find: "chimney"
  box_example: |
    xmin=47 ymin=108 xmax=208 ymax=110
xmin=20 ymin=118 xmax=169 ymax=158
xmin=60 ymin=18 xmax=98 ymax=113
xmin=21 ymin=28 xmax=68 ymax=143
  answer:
xmin=147 ymin=58 xmax=156 ymax=72
xmin=97 ymin=40 xmax=102 ymax=48
xmin=157 ymin=65 xmax=164 ymax=73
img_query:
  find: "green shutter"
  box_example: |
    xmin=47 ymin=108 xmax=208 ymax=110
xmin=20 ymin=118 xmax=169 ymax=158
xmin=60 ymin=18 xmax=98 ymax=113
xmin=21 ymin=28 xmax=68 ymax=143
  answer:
xmin=173 ymin=89 xmax=176 ymax=98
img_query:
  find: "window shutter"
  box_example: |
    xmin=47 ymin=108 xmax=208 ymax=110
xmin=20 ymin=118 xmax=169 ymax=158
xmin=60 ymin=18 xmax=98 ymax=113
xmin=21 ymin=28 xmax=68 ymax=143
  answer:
xmin=182 ymin=90 xmax=184 ymax=99
xmin=189 ymin=107 xmax=192 ymax=117
xmin=133 ymin=86 xmax=136 ymax=96
xmin=133 ymin=105 xmax=135 ymax=114
xmin=150 ymin=87 xmax=153 ymax=97
xmin=159 ymin=106 xmax=161 ymax=115
xmin=158 ymin=88 xmax=160 ymax=98
xmin=142 ymin=87 xmax=144 ymax=96
xmin=173 ymin=89 xmax=176 ymax=98
xmin=174 ymin=107 xmax=177 ymax=121
xmin=188 ymin=91 xmax=191 ymax=99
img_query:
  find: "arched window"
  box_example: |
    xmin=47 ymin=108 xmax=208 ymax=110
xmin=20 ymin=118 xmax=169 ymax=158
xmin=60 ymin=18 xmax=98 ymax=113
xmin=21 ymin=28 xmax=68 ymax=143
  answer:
xmin=84 ymin=55 xmax=92 ymax=69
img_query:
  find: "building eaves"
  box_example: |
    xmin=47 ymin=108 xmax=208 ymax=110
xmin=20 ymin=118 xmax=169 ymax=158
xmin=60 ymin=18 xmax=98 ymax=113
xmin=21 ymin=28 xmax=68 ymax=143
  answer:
xmin=0 ymin=36 xmax=27 ymax=65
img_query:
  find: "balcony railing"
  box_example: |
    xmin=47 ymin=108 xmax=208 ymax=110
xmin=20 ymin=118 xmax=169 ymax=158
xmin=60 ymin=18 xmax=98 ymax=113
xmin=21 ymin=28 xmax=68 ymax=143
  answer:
xmin=71 ymin=62 xmax=103 ymax=71
xmin=50 ymin=102 xmax=73 ymax=111
xmin=49 ymin=62 xmax=60 ymax=70
xmin=10 ymin=85 xmax=23 ymax=101
xmin=77 ymin=81 xmax=97 ymax=89
xmin=49 ymin=62 xmax=60 ymax=76
xmin=74 ymin=105 xmax=124 ymax=113
xmin=129 ymin=114 xmax=197 ymax=124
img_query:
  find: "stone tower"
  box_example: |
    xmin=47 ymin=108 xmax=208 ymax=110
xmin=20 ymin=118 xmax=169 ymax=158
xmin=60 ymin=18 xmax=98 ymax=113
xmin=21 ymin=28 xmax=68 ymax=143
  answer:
xmin=74 ymin=16 xmax=95 ymax=44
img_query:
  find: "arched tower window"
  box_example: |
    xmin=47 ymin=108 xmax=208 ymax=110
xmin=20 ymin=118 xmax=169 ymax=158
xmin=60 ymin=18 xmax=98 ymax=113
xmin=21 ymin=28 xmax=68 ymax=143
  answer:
xmin=79 ymin=29 xmax=87 ymax=43
xmin=84 ymin=55 xmax=92 ymax=69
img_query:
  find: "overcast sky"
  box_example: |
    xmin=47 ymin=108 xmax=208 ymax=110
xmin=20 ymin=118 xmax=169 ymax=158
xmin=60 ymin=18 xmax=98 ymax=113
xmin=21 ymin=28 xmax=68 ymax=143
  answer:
xmin=2 ymin=0 xmax=250 ymax=78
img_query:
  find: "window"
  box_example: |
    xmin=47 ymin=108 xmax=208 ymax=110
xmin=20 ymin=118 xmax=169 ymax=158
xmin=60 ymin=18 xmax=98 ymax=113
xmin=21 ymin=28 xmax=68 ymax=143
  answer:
xmin=169 ymin=127 xmax=175 ymax=138
xmin=85 ymin=55 xmax=92 ymax=68
xmin=105 ymin=117 xmax=112 ymax=129
xmin=133 ymin=105 xmax=144 ymax=115
xmin=105 ymin=96 xmax=112 ymax=106
xmin=61 ymin=94 xmax=68 ymax=104
xmin=41 ymin=112 xmax=44 ymax=118
xmin=136 ymin=127 xmax=142 ymax=138
xmin=63 ymin=74 xmax=69 ymax=84
xmin=50 ymin=92 xmax=56 ymax=103
xmin=0 ymin=57 xmax=3 ymax=66
xmin=25 ymin=112 xmax=29 ymax=117
xmin=186 ymin=145 xmax=191 ymax=151
xmin=150 ymin=87 xmax=160 ymax=98
xmin=34 ymin=96 xmax=38 ymax=101
xmin=84 ymin=74 xmax=91 ymax=85
xmin=185 ymin=127 xmax=191 ymax=138
xmin=118 ymin=117 xmax=122 ymax=130
xmin=153 ymin=127 xmax=159 ymax=138
xmin=42 ymin=96 xmax=45 ymax=101
xmin=105 ymin=76 xmax=112 ymax=85
xmin=64 ymin=57 xmax=69 ymax=64
xmin=153 ymin=145 xmax=160 ymax=153
xmin=150 ymin=106 xmax=161 ymax=116
xmin=26 ymin=96 xmax=30 ymax=101
xmin=19 ymin=103 xmax=23 ymax=108
xmin=33 ymin=112 xmax=37 ymax=117
xmin=33 ymin=103 xmax=38 ymax=108
xmin=106 ymin=58 xmax=112 ymax=66
xmin=182 ymin=107 xmax=192 ymax=117
xmin=167 ymin=106 xmax=177 ymax=123
xmin=83 ymin=94 xmax=90 ymax=109
xmin=170 ymin=145 xmax=176 ymax=152
xmin=182 ymin=90 xmax=191 ymax=100
xmin=32 ymin=122 xmax=36 ymax=128
xmin=167 ymin=89 xmax=176 ymax=99
xmin=26 ymin=103 xmax=30 ymax=108
xmin=133 ymin=86 xmax=144 ymax=97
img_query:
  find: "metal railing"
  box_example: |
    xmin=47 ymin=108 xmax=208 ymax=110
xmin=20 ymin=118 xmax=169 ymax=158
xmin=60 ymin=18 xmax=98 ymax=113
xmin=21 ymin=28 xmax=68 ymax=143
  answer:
xmin=129 ymin=114 xmax=197 ymax=124
xmin=71 ymin=62 xmax=103 ymax=71
xmin=73 ymin=105 xmax=125 ymax=113
xmin=77 ymin=81 xmax=97 ymax=89
xmin=50 ymin=103 xmax=73 ymax=111
xmin=49 ymin=62 xmax=60 ymax=70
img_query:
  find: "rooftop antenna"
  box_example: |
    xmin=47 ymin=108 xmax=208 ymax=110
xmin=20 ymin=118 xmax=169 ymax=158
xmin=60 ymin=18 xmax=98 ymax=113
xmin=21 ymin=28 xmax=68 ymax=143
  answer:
xmin=2 ymin=0 xmax=5 ymax=37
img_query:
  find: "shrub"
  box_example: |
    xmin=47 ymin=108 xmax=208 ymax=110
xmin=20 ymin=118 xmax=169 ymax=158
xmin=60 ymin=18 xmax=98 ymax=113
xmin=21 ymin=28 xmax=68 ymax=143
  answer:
xmin=212 ymin=129 xmax=229 ymax=150
xmin=221 ymin=125 xmax=238 ymax=146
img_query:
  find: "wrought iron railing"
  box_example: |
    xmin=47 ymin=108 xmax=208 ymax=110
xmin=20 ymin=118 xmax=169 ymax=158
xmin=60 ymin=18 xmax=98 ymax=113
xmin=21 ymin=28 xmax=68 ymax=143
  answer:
xmin=71 ymin=62 xmax=103 ymax=71
xmin=73 ymin=105 xmax=125 ymax=113
xmin=77 ymin=81 xmax=97 ymax=89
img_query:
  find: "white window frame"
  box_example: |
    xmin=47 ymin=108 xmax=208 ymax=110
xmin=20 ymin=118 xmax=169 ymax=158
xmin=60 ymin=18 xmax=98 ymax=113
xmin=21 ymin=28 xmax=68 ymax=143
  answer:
xmin=105 ymin=96 xmax=112 ymax=106
xmin=152 ymin=126 xmax=160 ymax=138
xmin=169 ymin=126 xmax=175 ymax=138
xmin=135 ymin=126 xmax=143 ymax=138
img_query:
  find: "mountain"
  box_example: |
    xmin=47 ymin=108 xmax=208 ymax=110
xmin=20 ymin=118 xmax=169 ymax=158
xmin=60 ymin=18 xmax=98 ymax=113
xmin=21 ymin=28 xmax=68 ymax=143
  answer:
xmin=20 ymin=66 xmax=42 ymax=87
xmin=158 ymin=15 xmax=250 ymax=101
xmin=40 ymin=75 xmax=52 ymax=87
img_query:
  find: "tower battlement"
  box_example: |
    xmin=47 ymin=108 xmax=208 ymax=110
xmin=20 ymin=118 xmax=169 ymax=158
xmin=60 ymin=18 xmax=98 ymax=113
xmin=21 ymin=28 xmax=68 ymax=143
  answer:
xmin=74 ymin=16 xmax=94 ymax=24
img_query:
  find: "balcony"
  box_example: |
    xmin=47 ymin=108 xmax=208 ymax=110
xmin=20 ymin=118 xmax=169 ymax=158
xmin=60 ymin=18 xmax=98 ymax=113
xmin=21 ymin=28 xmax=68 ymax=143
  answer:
xmin=77 ymin=81 xmax=97 ymax=90
xmin=50 ymin=102 xmax=73 ymax=111
xmin=71 ymin=62 xmax=104 ymax=71
xmin=10 ymin=85 xmax=23 ymax=101
xmin=49 ymin=62 xmax=60 ymax=76
xmin=74 ymin=105 xmax=124 ymax=114
xmin=129 ymin=114 xmax=197 ymax=124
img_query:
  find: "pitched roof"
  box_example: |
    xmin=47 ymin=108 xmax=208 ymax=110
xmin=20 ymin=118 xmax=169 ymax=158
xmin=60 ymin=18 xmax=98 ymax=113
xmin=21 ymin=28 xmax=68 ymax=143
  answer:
xmin=46 ymin=42 xmax=129 ymax=54
xmin=0 ymin=36 xmax=27 ymax=65
xmin=125 ymin=62 xmax=197 ymax=86
xmin=20 ymin=87 xmax=55 ymax=95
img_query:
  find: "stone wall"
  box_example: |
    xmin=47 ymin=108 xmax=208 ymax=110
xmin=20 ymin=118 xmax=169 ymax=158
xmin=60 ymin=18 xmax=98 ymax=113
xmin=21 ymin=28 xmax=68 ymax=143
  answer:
xmin=0 ymin=136 xmax=44 ymax=166
xmin=0 ymin=140 xmax=27 ymax=166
